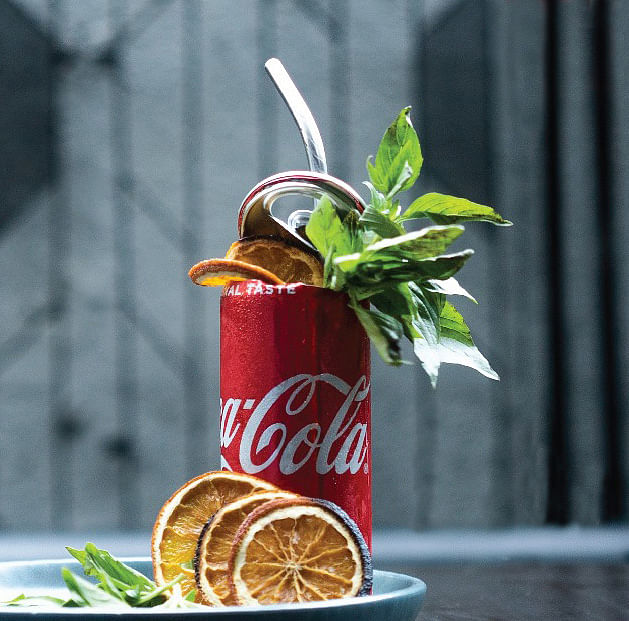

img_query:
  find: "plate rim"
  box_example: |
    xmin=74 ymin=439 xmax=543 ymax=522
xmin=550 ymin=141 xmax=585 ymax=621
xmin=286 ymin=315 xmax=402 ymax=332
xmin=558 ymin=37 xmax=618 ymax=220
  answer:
xmin=0 ymin=558 xmax=427 ymax=615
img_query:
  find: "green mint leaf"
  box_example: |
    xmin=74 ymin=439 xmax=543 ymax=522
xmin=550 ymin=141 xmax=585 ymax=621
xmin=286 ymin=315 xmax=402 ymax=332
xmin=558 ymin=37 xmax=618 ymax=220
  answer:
xmin=400 ymin=192 xmax=512 ymax=226
xmin=370 ymin=285 xmax=416 ymax=332
xmin=61 ymin=568 xmax=128 ymax=608
xmin=362 ymin=225 xmax=465 ymax=259
xmin=152 ymin=584 xmax=207 ymax=610
xmin=65 ymin=544 xmax=169 ymax=607
xmin=344 ymin=208 xmax=364 ymax=253
xmin=386 ymin=161 xmax=414 ymax=197
xmin=407 ymin=282 xmax=444 ymax=344
xmin=349 ymin=296 xmax=403 ymax=365
xmin=323 ymin=244 xmax=335 ymax=288
xmin=2 ymin=594 xmax=67 ymax=607
xmin=413 ymin=302 xmax=499 ymax=383
xmin=359 ymin=204 xmax=406 ymax=238
xmin=367 ymin=107 xmax=422 ymax=198
xmin=133 ymin=576 xmax=183 ymax=607
xmin=425 ymin=276 xmax=478 ymax=303
xmin=65 ymin=547 xmax=88 ymax=567
xmin=1 ymin=546 xmax=187 ymax=610
xmin=70 ymin=544 xmax=154 ymax=592
xmin=305 ymin=196 xmax=357 ymax=259
xmin=406 ymin=283 xmax=445 ymax=384
xmin=339 ymin=249 xmax=473 ymax=285
xmin=363 ymin=181 xmax=400 ymax=217
xmin=370 ymin=283 xmax=440 ymax=340
xmin=369 ymin=283 xmax=444 ymax=383
xmin=335 ymin=225 xmax=466 ymax=275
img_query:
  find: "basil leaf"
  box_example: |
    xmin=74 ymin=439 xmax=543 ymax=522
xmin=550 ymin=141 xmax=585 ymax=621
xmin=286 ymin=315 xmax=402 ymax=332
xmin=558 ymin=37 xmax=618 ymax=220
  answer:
xmin=367 ymin=107 xmax=422 ymax=198
xmin=359 ymin=205 xmax=406 ymax=238
xmin=69 ymin=543 xmax=154 ymax=592
xmin=1 ymin=546 xmax=191 ymax=610
xmin=306 ymin=196 xmax=360 ymax=260
xmin=406 ymin=284 xmax=444 ymax=384
xmin=363 ymin=225 xmax=465 ymax=259
xmin=407 ymin=282 xmax=443 ymax=343
xmin=303 ymin=106 xmax=507 ymax=383
xmin=425 ymin=276 xmax=478 ymax=303
xmin=363 ymin=181 xmax=400 ymax=217
xmin=2 ymin=594 xmax=67 ymax=607
xmin=341 ymin=250 xmax=473 ymax=285
xmin=335 ymin=225 xmax=466 ymax=274
xmin=349 ymin=297 xmax=403 ymax=365
xmin=61 ymin=568 xmax=128 ymax=608
xmin=413 ymin=302 xmax=499 ymax=383
xmin=400 ymin=192 xmax=512 ymax=226
xmin=343 ymin=208 xmax=364 ymax=253
xmin=134 ymin=578 xmax=182 ymax=607
xmin=370 ymin=283 xmax=439 ymax=341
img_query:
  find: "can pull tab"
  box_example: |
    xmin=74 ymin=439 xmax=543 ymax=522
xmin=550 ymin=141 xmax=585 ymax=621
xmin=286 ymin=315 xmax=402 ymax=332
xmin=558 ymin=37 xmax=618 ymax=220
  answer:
xmin=238 ymin=171 xmax=367 ymax=250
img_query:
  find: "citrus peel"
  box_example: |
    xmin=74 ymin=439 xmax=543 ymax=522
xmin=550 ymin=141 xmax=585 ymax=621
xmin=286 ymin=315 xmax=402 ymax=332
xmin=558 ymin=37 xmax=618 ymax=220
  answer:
xmin=151 ymin=471 xmax=278 ymax=600
xmin=228 ymin=497 xmax=372 ymax=605
xmin=188 ymin=258 xmax=285 ymax=287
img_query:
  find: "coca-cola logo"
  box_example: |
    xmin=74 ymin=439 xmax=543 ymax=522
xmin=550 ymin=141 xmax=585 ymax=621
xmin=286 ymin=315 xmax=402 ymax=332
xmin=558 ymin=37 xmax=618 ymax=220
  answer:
xmin=220 ymin=374 xmax=370 ymax=476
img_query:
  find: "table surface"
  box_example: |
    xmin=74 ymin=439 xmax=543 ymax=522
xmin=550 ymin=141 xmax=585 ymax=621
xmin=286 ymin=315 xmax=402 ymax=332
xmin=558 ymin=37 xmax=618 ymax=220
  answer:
xmin=384 ymin=563 xmax=629 ymax=621
xmin=0 ymin=533 xmax=627 ymax=619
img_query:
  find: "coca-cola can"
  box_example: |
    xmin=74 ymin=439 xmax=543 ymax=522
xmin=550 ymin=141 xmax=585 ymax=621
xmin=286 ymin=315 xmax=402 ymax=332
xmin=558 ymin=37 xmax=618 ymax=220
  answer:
xmin=220 ymin=281 xmax=372 ymax=547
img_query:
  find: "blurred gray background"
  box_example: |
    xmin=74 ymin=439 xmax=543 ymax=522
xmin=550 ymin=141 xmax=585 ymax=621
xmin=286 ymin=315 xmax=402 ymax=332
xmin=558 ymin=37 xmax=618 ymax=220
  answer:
xmin=1 ymin=0 xmax=628 ymax=541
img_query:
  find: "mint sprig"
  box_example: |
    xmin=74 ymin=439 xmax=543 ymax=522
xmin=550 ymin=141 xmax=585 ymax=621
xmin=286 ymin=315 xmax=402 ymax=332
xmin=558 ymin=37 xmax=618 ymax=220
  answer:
xmin=306 ymin=107 xmax=511 ymax=386
xmin=2 ymin=544 xmax=203 ymax=609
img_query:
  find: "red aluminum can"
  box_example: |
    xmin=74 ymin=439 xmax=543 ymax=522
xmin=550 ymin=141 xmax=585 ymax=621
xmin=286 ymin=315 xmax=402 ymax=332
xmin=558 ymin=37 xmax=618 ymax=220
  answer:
xmin=219 ymin=281 xmax=372 ymax=547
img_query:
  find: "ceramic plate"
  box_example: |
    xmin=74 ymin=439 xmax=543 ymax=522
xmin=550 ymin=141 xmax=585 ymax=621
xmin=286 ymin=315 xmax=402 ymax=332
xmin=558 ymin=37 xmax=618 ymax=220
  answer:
xmin=0 ymin=559 xmax=426 ymax=620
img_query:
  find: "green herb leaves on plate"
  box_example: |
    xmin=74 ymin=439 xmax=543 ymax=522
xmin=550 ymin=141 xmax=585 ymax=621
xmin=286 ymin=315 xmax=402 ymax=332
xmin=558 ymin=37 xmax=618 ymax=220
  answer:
xmin=306 ymin=107 xmax=512 ymax=386
xmin=1 ymin=543 xmax=203 ymax=609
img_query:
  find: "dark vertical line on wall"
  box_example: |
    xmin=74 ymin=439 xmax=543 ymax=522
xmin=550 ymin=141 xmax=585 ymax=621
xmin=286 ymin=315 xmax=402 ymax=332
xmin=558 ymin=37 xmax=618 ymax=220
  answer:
xmin=544 ymin=0 xmax=569 ymax=525
xmin=257 ymin=0 xmax=278 ymax=179
xmin=593 ymin=0 xmax=625 ymax=521
xmin=108 ymin=0 xmax=139 ymax=529
xmin=482 ymin=1 xmax=513 ymax=526
xmin=413 ymin=2 xmax=437 ymax=529
xmin=480 ymin=2 xmax=493 ymax=206
xmin=328 ymin=0 xmax=349 ymax=180
xmin=47 ymin=0 xmax=73 ymax=530
xmin=47 ymin=0 xmax=73 ymax=529
xmin=182 ymin=0 xmax=206 ymax=477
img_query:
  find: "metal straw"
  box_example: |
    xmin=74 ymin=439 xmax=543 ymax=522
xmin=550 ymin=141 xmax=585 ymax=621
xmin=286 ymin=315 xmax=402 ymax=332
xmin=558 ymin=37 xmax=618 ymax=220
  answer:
xmin=264 ymin=58 xmax=328 ymax=175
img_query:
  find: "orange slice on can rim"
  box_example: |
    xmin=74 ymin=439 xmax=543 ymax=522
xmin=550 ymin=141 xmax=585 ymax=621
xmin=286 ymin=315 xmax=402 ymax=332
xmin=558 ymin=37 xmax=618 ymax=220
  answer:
xmin=188 ymin=258 xmax=285 ymax=287
xmin=228 ymin=497 xmax=372 ymax=605
xmin=151 ymin=471 xmax=278 ymax=599
xmin=194 ymin=490 xmax=300 ymax=606
xmin=225 ymin=236 xmax=323 ymax=286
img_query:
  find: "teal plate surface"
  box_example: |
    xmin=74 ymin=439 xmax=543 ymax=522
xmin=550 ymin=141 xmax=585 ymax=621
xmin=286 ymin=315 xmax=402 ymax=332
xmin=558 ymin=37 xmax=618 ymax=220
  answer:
xmin=0 ymin=559 xmax=426 ymax=620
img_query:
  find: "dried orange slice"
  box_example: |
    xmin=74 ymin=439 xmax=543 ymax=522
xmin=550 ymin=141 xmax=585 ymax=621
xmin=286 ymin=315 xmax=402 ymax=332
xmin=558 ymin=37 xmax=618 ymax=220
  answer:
xmin=225 ymin=236 xmax=323 ymax=286
xmin=151 ymin=471 xmax=278 ymax=599
xmin=188 ymin=258 xmax=285 ymax=287
xmin=194 ymin=490 xmax=299 ymax=606
xmin=228 ymin=497 xmax=372 ymax=605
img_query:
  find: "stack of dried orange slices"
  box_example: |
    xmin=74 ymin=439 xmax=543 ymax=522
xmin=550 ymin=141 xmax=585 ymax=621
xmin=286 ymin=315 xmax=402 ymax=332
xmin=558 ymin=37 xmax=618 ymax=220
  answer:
xmin=188 ymin=236 xmax=324 ymax=288
xmin=151 ymin=471 xmax=372 ymax=607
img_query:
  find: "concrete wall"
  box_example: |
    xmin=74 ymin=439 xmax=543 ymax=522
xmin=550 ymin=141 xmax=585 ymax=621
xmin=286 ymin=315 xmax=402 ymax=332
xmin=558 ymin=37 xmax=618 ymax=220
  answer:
xmin=1 ymin=0 xmax=627 ymax=532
